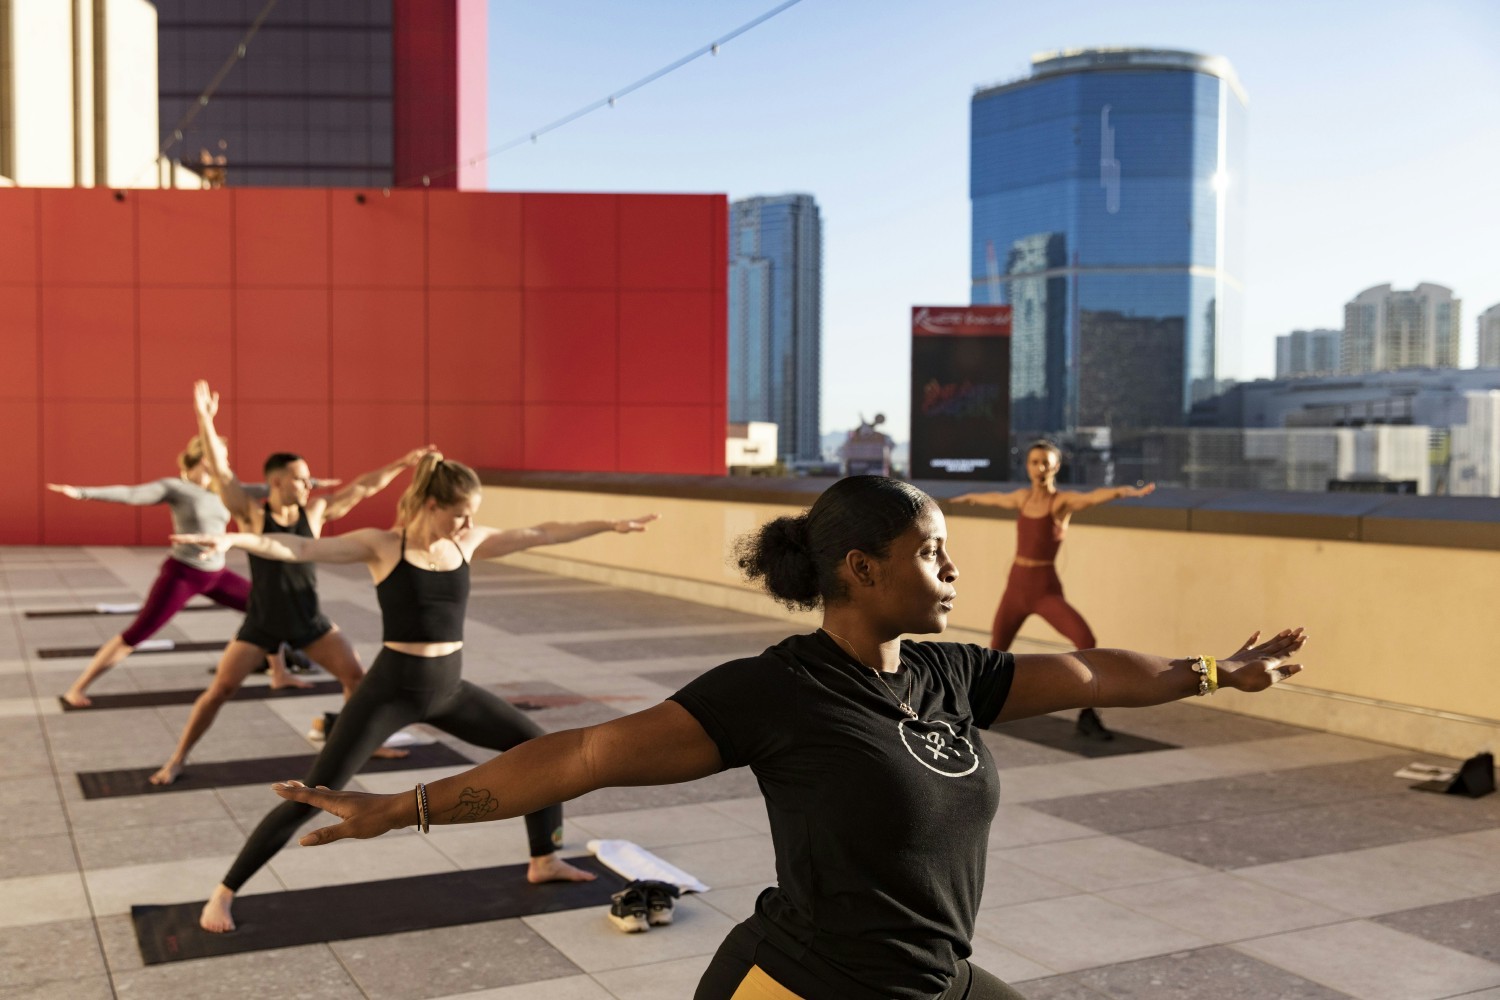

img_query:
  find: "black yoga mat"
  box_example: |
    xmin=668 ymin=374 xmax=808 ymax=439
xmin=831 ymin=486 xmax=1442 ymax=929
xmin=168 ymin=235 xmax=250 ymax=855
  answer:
xmin=59 ymin=680 xmax=343 ymax=712
xmin=991 ymin=715 xmax=1178 ymax=758
xmin=132 ymin=854 xmax=624 ymax=964
xmin=37 ymin=640 xmax=228 ymax=659
xmin=25 ymin=604 xmax=220 ymax=619
xmin=77 ymin=742 xmax=474 ymax=799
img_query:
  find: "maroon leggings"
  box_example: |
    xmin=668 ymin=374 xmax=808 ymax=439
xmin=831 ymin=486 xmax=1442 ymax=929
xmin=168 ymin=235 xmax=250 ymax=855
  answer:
xmin=989 ymin=562 xmax=1096 ymax=652
xmin=120 ymin=558 xmax=251 ymax=646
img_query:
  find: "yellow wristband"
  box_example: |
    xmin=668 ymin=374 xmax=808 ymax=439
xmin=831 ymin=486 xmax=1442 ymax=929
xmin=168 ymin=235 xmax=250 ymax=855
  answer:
xmin=1200 ymin=655 xmax=1218 ymax=694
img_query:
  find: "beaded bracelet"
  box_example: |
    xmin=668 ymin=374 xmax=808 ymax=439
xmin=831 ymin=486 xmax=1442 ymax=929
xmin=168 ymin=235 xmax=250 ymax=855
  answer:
xmin=1190 ymin=655 xmax=1219 ymax=696
xmin=415 ymin=782 xmax=430 ymax=834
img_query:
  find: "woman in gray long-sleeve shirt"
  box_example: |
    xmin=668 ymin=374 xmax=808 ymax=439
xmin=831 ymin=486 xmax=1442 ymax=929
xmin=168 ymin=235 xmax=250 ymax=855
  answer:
xmin=48 ymin=437 xmax=306 ymax=707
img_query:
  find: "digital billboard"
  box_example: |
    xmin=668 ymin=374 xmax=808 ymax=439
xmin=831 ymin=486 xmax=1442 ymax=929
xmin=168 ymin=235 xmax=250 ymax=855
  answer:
xmin=909 ymin=306 xmax=1012 ymax=481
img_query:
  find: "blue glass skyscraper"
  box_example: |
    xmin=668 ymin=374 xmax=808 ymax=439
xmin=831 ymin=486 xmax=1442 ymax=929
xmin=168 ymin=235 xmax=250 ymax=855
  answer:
xmin=729 ymin=194 xmax=823 ymax=462
xmin=971 ymin=48 xmax=1247 ymax=435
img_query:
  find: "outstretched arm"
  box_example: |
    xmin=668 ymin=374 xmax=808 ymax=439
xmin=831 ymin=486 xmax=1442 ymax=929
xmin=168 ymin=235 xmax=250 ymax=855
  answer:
xmin=470 ymin=513 xmax=660 ymax=561
xmin=995 ymin=627 xmax=1306 ymax=723
xmin=315 ymin=446 xmax=436 ymax=524
xmin=171 ymin=527 xmax=386 ymax=566
xmin=273 ymin=700 xmax=722 ymax=845
xmin=947 ymin=488 xmax=1027 ymax=510
xmin=1056 ymin=482 xmax=1155 ymax=515
xmin=48 ymin=481 xmax=170 ymax=505
xmin=192 ymin=380 xmax=253 ymax=521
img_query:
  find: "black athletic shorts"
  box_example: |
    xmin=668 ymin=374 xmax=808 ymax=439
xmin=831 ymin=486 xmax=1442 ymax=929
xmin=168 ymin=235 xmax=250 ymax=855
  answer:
xmin=234 ymin=614 xmax=334 ymax=652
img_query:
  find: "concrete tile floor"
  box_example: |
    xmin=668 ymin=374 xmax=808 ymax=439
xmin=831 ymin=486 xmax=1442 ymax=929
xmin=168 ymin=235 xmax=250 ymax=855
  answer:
xmin=2 ymin=545 xmax=1498 ymax=999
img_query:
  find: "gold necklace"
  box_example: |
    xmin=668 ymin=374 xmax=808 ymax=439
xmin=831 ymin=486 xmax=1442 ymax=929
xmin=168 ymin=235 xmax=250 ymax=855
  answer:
xmin=821 ymin=628 xmax=918 ymax=721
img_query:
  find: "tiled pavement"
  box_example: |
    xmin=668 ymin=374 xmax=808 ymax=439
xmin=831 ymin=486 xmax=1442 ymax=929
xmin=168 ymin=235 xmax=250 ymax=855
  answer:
xmin=2 ymin=545 xmax=1499 ymax=1000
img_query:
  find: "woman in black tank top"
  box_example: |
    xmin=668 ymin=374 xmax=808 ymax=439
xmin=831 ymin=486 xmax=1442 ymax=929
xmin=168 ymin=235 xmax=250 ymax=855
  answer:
xmin=175 ymin=451 xmax=659 ymax=934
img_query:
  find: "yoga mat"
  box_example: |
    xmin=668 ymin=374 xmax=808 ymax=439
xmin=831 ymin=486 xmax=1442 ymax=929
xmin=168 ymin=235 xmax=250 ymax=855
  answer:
xmin=25 ymin=604 xmax=220 ymax=619
xmin=990 ymin=715 xmax=1178 ymax=758
xmin=59 ymin=680 xmax=344 ymax=712
xmin=132 ymin=855 xmax=624 ymax=964
xmin=38 ymin=640 xmax=228 ymax=659
xmin=77 ymin=742 xmax=474 ymax=800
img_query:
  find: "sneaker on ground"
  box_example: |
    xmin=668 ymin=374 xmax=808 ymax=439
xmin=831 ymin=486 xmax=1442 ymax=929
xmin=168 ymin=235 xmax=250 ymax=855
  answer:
xmin=635 ymin=879 xmax=681 ymax=926
xmin=608 ymin=884 xmax=651 ymax=933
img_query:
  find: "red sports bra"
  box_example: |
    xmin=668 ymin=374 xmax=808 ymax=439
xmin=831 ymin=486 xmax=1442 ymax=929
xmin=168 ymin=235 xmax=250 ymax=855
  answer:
xmin=1015 ymin=511 xmax=1065 ymax=562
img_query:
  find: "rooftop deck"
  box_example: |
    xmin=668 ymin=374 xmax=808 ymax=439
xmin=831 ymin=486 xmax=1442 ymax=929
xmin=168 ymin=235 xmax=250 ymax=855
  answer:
xmin=3 ymin=544 xmax=1499 ymax=999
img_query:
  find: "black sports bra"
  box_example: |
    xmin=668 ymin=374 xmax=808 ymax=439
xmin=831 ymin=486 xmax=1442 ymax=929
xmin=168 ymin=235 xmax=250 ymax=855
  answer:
xmin=376 ymin=533 xmax=470 ymax=643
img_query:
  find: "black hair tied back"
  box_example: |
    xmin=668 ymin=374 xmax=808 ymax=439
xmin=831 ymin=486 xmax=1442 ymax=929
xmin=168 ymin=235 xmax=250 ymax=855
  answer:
xmin=736 ymin=514 xmax=820 ymax=611
xmin=735 ymin=476 xmax=934 ymax=612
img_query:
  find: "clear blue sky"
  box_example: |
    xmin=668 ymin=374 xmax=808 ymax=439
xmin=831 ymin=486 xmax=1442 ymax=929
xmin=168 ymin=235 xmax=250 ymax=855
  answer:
xmin=485 ymin=0 xmax=1500 ymax=441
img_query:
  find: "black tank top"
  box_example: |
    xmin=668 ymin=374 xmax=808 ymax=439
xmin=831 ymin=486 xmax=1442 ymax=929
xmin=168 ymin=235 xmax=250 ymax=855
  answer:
xmin=245 ymin=504 xmax=322 ymax=634
xmin=377 ymin=533 xmax=470 ymax=643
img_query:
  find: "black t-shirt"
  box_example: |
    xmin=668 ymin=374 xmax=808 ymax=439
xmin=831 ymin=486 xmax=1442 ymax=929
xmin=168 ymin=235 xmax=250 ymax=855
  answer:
xmin=670 ymin=631 xmax=1015 ymax=1000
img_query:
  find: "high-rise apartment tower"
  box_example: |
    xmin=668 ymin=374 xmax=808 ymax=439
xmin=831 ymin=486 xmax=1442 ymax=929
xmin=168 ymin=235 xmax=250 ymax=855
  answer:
xmin=1341 ymin=283 xmax=1461 ymax=375
xmin=728 ymin=193 xmax=822 ymax=463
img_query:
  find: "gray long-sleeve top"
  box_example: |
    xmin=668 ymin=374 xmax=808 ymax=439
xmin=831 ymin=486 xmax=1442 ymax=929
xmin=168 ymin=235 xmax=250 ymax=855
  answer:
xmin=75 ymin=478 xmax=273 ymax=571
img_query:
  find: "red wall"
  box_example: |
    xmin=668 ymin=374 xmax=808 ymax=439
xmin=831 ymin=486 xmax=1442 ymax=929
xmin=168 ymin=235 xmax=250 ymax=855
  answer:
xmin=0 ymin=188 xmax=728 ymax=545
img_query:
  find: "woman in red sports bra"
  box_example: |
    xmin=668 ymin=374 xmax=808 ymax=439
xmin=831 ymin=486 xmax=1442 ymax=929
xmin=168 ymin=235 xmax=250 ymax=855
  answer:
xmin=953 ymin=440 xmax=1154 ymax=736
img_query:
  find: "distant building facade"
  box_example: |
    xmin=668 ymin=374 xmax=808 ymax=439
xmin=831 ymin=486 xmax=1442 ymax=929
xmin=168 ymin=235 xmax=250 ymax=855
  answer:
xmin=726 ymin=421 xmax=779 ymax=472
xmin=1478 ymin=304 xmax=1500 ymax=369
xmin=1191 ymin=368 xmax=1500 ymax=495
xmin=971 ymin=47 xmax=1248 ymax=436
xmin=1341 ymin=283 xmax=1461 ymax=375
xmin=1275 ymin=328 xmax=1341 ymax=379
xmin=154 ymin=0 xmax=486 ymax=188
xmin=0 ymin=0 xmax=193 ymax=188
xmin=728 ymin=193 xmax=823 ymax=463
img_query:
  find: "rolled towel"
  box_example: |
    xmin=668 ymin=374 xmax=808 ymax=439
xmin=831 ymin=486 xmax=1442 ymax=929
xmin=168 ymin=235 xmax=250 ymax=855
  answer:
xmin=587 ymin=838 xmax=710 ymax=893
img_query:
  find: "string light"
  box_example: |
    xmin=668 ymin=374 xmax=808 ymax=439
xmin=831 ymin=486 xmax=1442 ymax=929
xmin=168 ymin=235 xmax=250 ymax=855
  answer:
xmin=133 ymin=0 xmax=280 ymax=186
xmin=395 ymin=0 xmax=806 ymax=188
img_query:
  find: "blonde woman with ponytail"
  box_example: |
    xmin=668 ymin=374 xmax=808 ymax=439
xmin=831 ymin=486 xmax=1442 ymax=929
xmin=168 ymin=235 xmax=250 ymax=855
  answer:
xmin=48 ymin=435 xmax=321 ymax=707
xmin=174 ymin=449 xmax=660 ymax=933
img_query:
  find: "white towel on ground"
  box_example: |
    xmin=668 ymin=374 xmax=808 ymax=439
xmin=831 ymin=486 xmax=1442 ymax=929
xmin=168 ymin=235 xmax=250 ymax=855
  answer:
xmin=587 ymin=838 xmax=711 ymax=893
xmin=96 ymin=603 xmax=142 ymax=614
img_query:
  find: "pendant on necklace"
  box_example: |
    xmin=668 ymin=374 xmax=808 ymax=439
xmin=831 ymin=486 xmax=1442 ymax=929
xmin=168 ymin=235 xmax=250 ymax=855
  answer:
xmin=898 ymin=702 xmax=918 ymax=721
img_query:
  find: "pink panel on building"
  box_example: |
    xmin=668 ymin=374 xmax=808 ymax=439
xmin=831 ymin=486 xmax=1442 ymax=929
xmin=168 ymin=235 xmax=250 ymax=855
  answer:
xmin=456 ymin=0 xmax=488 ymax=191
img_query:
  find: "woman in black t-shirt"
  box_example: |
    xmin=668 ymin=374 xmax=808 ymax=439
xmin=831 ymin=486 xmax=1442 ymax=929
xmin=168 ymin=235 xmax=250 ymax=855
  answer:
xmin=270 ymin=475 xmax=1307 ymax=1000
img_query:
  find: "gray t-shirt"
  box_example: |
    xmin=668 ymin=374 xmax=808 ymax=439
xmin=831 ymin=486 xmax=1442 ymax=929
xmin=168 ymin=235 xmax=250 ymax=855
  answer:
xmin=76 ymin=478 xmax=259 ymax=571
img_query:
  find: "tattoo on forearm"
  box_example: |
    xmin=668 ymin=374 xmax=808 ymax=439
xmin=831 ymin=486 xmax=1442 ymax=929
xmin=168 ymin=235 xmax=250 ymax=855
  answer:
xmin=446 ymin=787 xmax=500 ymax=823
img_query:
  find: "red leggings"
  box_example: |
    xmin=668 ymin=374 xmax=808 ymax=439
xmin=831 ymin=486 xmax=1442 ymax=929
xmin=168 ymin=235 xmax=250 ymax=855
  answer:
xmin=989 ymin=563 xmax=1096 ymax=652
xmin=120 ymin=557 xmax=251 ymax=646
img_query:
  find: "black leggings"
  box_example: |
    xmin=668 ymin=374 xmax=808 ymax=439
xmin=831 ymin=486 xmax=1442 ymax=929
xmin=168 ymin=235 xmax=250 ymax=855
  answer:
xmin=696 ymin=918 xmax=1029 ymax=999
xmin=222 ymin=647 xmax=562 ymax=891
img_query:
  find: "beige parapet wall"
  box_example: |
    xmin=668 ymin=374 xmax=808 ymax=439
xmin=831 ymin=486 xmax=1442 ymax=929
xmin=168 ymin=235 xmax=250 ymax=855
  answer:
xmin=480 ymin=482 xmax=1500 ymax=760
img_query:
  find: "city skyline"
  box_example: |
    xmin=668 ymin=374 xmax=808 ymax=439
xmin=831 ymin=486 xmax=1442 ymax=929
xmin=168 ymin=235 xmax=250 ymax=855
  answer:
xmin=485 ymin=0 xmax=1500 ymax=440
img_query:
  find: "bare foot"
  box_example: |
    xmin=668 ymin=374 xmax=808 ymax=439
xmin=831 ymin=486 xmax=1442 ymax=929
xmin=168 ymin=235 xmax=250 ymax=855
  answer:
xmin=370 ymin=745 xmax=409 ymax=759
xmin=528 ymin=854 xmax=597 ymax=884
xmin=199 ymin=884 xmax=236 ymax=933
xmin=61 ymin=690 xmax=92 ymax=708
xmin=270 ymin=673 xmax=315 ymax=691
xmin=148 ymin=761 xmax=184 ymax=786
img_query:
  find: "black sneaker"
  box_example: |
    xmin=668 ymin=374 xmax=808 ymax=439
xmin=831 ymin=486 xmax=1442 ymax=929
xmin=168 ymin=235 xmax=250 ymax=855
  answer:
xmin=608 ymin=884 xmax=651 ymax=933
xmin=285 ymin=646 xmax=316 ymax=673
xmin=636 ymin=879 xmax=680 ymax=926
xmin=1076 ymin=707 xmax=1114 ymax=741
